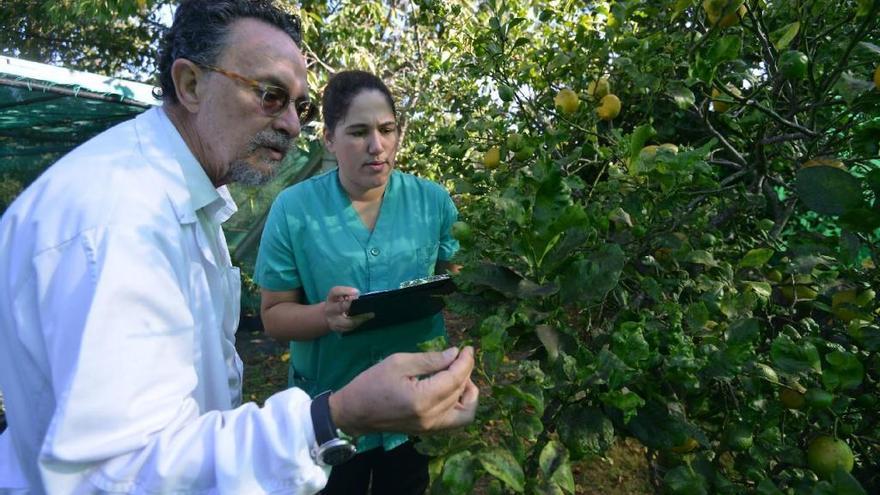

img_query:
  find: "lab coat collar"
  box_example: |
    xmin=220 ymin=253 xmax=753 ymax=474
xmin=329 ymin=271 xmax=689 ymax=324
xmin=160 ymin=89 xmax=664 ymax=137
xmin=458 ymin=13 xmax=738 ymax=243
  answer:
xmin=134 ymin=108 xmax=237 ymax=226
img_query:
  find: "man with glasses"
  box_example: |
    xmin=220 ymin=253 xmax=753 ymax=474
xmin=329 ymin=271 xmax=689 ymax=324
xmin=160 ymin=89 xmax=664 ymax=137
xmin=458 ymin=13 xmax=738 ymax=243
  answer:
xmin=0 ymin=1 xmax=478 ymax=493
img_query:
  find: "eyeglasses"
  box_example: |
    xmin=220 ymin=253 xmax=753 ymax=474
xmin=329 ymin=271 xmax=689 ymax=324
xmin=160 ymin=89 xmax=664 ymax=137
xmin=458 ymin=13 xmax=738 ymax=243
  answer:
xmin=196 ymin=62 xmax=318 ymax=124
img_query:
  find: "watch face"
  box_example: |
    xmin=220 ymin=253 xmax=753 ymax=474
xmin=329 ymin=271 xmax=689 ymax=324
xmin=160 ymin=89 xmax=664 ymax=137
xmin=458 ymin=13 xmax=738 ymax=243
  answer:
xmin=322 ymin=443 xmax=357 ymax=466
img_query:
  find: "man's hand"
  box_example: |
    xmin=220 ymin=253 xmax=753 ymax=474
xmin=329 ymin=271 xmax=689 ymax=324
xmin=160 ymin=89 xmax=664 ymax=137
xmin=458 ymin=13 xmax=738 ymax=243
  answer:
xmin=323 ymin=286 xmax=373 ymax=333
xmin=329 ymin=347 xmax=479 ymax=436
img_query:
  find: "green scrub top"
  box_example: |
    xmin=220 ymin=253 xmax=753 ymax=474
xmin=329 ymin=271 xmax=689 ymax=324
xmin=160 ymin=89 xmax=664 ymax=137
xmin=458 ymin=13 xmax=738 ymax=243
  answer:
xmin=254 ymin=169 xmax=459 ymax=452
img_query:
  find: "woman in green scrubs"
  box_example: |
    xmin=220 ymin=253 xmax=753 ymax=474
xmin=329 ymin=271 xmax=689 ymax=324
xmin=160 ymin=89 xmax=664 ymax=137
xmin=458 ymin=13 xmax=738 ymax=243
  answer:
xmin=255 ymin=70 xmax=459 ymax=494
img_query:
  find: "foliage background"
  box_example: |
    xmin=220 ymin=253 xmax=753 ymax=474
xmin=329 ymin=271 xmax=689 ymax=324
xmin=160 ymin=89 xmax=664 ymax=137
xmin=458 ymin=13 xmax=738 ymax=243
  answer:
xmin=2 ymin=0 xmax=879 ymax=494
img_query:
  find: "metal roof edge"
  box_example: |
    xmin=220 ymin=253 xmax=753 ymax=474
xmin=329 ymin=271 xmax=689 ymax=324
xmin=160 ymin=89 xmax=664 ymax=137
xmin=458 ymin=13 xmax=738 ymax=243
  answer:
xmin=0 ymin=55 xmax=162 ymax=107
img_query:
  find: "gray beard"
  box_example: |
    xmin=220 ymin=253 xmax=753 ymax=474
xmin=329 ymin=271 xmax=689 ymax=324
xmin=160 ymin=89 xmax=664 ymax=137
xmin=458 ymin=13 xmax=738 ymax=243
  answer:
xmin=225 ymin=129 xmax=292 ymax=186
xmin=227 ymin=158 xmax=276 ymax=186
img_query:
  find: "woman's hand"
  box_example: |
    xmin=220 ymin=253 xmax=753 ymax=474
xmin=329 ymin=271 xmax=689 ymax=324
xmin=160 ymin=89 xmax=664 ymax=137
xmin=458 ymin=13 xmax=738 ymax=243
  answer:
xmin=323 ymin=286 xmax=374 ymax=333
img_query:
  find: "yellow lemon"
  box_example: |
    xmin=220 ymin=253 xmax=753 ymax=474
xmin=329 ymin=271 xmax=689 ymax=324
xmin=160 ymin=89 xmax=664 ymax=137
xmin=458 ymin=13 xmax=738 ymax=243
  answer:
xmin=596 ymin=94 xmax=621 ymax=120
xmin=670 ymin=437 xmax=699 ymax=454
xmin=711 ymin=85 xmax=741 ymax=113
xmin=703 ymin=0 xmax=746 ymax=28
xmin=587 ymin=77 xmax=611 ymax=100
xmin=659 ymin=143 xmax=679 ymax=154
xmin=874 ymin=65 xmax=880 ymax=89
xmin=554 ymin=88 xmax=580 ymax=114
xmin=482 ymin=147 xmax=501 ymax=169
xmin=639 ymin=145 xmax=659 ymax=160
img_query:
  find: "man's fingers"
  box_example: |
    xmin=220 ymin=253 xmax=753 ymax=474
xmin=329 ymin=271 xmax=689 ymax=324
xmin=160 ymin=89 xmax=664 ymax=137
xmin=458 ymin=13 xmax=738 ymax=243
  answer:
xmin=398 ymin=346 xmax=466 ymax=378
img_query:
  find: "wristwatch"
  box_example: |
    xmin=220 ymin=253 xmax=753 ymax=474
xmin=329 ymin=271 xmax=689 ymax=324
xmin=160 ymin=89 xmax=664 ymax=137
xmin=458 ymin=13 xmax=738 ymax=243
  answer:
xmin=310 ymin=391 xmax=357 ymax=467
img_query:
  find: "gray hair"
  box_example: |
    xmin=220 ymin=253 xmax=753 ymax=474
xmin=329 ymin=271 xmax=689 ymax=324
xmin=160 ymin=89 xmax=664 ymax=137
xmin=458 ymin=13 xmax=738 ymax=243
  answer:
xmin=155 ymin=0 xmax=302 ymax=103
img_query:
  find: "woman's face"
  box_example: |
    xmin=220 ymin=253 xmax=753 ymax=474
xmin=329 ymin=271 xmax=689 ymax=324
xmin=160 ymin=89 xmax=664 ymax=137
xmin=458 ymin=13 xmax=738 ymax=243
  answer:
xmin=324 ymin=89 xmax=398 ymax=197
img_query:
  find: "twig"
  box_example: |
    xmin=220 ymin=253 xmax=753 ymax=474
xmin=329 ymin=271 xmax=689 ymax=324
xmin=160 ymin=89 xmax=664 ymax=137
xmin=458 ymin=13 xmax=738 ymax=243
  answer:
xmin=759 ymin=133 xmax=810 ymax=145
xmin=699 ymin=102 xmax=749 ymax=167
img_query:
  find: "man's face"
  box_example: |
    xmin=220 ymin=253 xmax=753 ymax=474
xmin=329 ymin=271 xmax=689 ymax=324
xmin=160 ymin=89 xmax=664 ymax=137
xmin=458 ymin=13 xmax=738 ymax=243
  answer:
xmin=193 ymin=18 xmax=309 ymax=186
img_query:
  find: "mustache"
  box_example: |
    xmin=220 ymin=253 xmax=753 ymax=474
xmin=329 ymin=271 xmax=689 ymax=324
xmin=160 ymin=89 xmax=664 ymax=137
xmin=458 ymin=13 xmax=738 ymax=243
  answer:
xmin=250 ymin=130 xmax=293 ymax=152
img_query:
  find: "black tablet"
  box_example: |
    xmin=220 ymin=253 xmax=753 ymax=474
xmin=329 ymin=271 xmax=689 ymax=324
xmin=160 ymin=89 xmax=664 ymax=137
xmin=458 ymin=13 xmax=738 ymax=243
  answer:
xmin=346 ymin=274 xmax=456 ymax=332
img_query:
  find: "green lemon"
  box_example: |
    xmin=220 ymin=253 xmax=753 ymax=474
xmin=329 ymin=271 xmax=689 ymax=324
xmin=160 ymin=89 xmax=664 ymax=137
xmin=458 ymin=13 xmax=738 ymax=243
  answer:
xmin=805 ymin=388 xmax=834 ymax=409
xmin=451 ymin=221 xmax=473 ymax=244
xmin=779 ymin=50 xmax=808 ymax=80
xmin=498 ymin=84 xmax=515 ymax=102
xmin=807 ymin=436 xmax=854 ymax=479
xmin=725 ymin=424 xmax=754 ymax=451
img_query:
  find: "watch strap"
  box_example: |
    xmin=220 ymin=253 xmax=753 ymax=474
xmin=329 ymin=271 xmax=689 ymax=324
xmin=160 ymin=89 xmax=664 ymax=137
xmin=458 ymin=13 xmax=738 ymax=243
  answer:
xmin=310 ymin=390 xmax=338 ymax=446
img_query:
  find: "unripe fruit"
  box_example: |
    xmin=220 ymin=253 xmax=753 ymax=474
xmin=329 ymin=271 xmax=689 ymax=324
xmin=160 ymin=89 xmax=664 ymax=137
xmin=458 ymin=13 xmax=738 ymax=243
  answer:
xmin=596 ymin=94 xmax=621 ymax=120
xmin=805 ymin=388 xmax=834 ymax=409
xmin=874 ymin=65 xmax=880 ymax=89
xmin=450 ymin=221 xmax=473 ymax=243
xmin=779 ymin=285 xmax=818 ymax=303
xmin=855 ymin=289 xmax=875 ymax=307
xmin=482 ymin=147 xmax=501 ymax=169
xmin=506 ymin=133 xmax=524 ymax=151
xmin=807 ymin=436 xmax=854 ymax=479
xmin=780 ymin=388 xmax=805 ymax=409
xmin=778 ymin=50 xmax=808 ymax=79
xmin=554 ymin=88 xmax=580 ymax=114
xmin=725 ymin=424 xmax=753 ymax=451
xmin=498 ymin=84 xmax=515 ymax=102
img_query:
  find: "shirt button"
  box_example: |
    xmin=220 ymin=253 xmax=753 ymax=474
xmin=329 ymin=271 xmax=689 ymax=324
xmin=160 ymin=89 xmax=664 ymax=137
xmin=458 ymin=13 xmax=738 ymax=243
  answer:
xmin=369 ymin=247 xmax=380 ymax=256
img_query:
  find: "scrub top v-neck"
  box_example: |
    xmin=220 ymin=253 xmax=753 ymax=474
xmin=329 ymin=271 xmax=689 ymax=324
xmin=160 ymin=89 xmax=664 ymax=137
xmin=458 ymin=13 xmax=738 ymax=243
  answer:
xmin=255 ymin=169 xmax=459 ymax=452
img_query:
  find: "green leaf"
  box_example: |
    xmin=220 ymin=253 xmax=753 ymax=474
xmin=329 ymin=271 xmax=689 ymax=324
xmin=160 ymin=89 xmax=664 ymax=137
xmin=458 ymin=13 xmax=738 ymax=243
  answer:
xmin=770 ymin=22 xmax=800 ymax=50
xmin=756 ymin=479 xmax=784 ymax=495
xmin=418 ymin=335 xmax=449 ymax=352
xmin=855 ymin=0 xmax=872 ymax=16
xmin=771 ymin=335 xmax=822 ymax=374
xmin=478 ymin=448 xmax=525 ymax=493
xmin=858 ymin=41 xmax=880 ymax=55
xmin=612 ymin=321 xmax=652 ymax=367
xmin=840 ymin=207 xmax=880 ymax=233
xmin=439 ymin=451 xmax=477 ymax=493
xmin=822 ymin=351 xmax=864 ymax=390
xmin=743 ymin=281 xmax=773 ymax=300
xmin=535 ymin=324 xmax=560 ymax=361
xmin=459 ymin=262 xmax=556 ymax=299
xmin=726 ymin=318 xmax=760 ymax=346
xmin=739 ymin=248 xmax=775 ymax=269
xmin=557 ymin=407 xmax=615 ymax=460
xmin=834 ymin=72 xmax=877 ymax=104
xmin=831 ymin=469 xmax=868 ymax=495
xmin=664 ymin=465 xmax=708 ymax=495
xmin=706 ymin=35 xmax=742 ymax=66
xmin=539 ymin=441 xmax=575 ymax=494
xmin=687 ymin=250 xmax=717 ymax=266
xmin=667 ymin=82 xmax=696 ymax=110
xmin=600 ymin=389 xmax=645 ymax=423
xmin=559 ymin=244 xmax=625 ymax=304
xmin=795 ymin=166 xmax=864 ymax=216
xmin=628 ymin=124 xmax=657 ymax=167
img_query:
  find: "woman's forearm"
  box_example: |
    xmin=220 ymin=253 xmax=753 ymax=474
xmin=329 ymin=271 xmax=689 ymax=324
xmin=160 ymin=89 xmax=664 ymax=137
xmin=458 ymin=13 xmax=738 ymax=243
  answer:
xmin=261 ymin=300 xmax=332 ymax=342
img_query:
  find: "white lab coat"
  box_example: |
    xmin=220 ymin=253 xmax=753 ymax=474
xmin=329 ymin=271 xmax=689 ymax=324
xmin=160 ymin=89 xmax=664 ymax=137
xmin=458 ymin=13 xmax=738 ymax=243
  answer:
xmin=0 ymin=108 xmax=328 ymax=494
